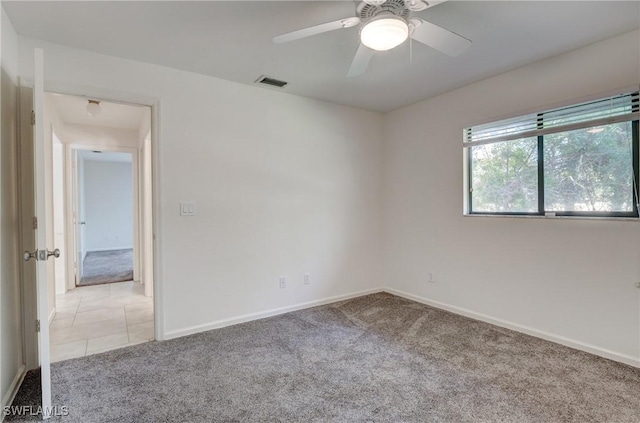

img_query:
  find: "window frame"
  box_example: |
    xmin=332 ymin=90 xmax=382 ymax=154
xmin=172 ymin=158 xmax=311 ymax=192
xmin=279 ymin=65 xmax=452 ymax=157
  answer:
xmin=466 ymin=114 xmax=639 ymax=218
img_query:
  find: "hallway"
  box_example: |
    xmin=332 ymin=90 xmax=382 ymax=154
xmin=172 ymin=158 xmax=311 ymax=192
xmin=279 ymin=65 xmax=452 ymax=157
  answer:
xmin=50 ymin=281 xmax=154 ymax=362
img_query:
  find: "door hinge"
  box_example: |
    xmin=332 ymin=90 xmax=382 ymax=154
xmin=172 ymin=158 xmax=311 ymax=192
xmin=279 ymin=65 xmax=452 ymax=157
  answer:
xmin=32 ymin=216 xmax=38 ymax=230
xmin=31 ymin=110 xmax=35 ymax=126
xmin=35 ymin=319 xmax=40 ymax=333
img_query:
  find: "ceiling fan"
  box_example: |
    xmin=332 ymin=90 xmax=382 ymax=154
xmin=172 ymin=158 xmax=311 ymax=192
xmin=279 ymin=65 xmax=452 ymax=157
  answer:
xmin=273 ymin=0 xmax=471 ymax=77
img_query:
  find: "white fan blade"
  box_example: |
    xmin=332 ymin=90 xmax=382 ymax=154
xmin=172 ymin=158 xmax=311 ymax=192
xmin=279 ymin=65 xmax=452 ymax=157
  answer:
xmin=422 ymin=0 xmax=450 ymax=10
xmin=273 ymin=17 xmax=360 ymax=44
xmin=347 ymin=44 xmax=374 ymax=77
xmin=410 ymin=18 xmax=471 ymax=57
xmin=408 ymin=0 xmax=450 ymax=12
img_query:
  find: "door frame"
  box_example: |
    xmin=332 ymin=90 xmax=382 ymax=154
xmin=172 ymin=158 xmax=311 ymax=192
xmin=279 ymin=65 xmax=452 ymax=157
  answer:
xmin=64 ymin=144 xmax=141 ymax=290
xmin=51 ymin=126 xmax=68 ymax=297
xmin=20 ymin=84 xmax=165 ymax=370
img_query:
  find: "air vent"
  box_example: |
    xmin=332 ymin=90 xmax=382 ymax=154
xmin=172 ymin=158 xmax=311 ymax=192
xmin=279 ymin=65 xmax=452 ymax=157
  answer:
xmin=255 ymin=75 xmax=288 ymax=88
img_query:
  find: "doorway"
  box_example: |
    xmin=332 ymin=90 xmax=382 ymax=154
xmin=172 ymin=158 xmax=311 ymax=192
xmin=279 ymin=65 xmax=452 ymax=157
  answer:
xmin=45 ymin=92 xmax=155 ymax=362
xmin=75 ymin=150 xmax=135 ymax=286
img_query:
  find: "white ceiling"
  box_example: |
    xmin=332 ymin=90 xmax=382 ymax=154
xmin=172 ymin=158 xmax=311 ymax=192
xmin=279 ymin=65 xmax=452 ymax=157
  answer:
xmin=47 ymin=92 xmax=148 ymax=130
xmin=5 ymin=1 xmax=639 ymax=112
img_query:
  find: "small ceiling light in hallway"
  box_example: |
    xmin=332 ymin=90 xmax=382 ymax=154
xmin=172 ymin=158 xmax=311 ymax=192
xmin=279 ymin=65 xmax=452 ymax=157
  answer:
xmin=86 ymin=99 xmax=101 ymax=117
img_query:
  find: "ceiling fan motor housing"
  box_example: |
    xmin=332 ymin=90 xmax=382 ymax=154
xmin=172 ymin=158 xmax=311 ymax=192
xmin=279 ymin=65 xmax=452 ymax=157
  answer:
xmin=358 ymin=0 xmax=411 ymax=22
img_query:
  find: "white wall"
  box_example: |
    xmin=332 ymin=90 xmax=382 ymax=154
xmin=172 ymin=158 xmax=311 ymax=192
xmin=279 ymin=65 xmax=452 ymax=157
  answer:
xmin=63 ymin=124 xmax=139 ymax=149
xmin=17 ymin=37 xmax=385 ymax=337
xmin=0 ymin=5 xmax=25 ymax=411
xmin=383 ymin=30 xmax=640 ymax=366
xmin=82 ymin=159 xmax=134 ymax=252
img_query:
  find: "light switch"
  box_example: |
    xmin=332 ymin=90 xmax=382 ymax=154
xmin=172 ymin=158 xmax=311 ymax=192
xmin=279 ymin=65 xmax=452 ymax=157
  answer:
xmin=180 ymin=201 xmax=196 ymax=216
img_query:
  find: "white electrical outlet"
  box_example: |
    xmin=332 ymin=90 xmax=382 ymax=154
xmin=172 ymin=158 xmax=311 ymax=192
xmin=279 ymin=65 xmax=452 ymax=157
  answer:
xmin=429 ymin=272 xmax=435 ymax=283
xmin=304 ymin=273 xmax=311 ymax=285
xmin=279 ymin=277 xmax=287 ymax=289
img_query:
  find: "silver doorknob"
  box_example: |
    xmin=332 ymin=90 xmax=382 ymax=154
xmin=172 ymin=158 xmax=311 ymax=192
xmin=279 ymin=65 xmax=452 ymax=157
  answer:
xmin=23 ymin=250 xmax=37 ymax=261
xmin=48 ymin=248 xmax=61 ymax=259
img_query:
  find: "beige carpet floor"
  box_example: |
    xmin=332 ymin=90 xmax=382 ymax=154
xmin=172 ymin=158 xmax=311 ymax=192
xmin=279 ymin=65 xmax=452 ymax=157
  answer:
xmin=7 ymin=293 xmax=640 ymax=422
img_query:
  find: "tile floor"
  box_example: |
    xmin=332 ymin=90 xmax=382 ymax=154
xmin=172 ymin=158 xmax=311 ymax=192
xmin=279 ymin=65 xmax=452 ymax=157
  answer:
xmin=50 ymin=281 xmax=154 ymax=362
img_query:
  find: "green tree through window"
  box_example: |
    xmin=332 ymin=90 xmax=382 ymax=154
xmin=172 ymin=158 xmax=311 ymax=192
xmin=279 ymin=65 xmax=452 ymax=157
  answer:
xmin=471 ymin=138 xmax=538 ymax=212
xmin=544 ymin=122 xmax=634 ymax=212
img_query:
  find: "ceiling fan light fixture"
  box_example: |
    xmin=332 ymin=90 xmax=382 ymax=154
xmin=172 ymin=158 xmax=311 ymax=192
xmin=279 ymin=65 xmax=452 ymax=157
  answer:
xmin=361 ymin=16 xmax=409 ymax=51
xmin=86 ymin=99 xmax=101 ymax=117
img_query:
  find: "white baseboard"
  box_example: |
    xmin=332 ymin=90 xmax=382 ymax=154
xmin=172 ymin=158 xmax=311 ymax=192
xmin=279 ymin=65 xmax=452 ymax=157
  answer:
xmin=163 ymin=286 xmax=639 ymax=368
xmin=385 ymin=287 xmax=640 ymax=368
xmin=48 ymin=307 xmax=56 ymax=324
xmin=164 ymin=287 xmax=385 ymax=340
xmin=1 ymin=364 xmax=26 ymax=423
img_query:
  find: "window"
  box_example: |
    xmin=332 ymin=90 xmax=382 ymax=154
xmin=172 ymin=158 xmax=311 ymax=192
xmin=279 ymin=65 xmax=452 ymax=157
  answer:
xmin=465 ymin=92 xmax=639 ymax=217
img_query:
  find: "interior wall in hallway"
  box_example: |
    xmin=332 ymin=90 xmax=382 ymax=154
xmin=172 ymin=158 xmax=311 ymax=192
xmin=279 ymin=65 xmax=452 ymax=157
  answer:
xmin=82 ymin=159 xmax=134 ymax=252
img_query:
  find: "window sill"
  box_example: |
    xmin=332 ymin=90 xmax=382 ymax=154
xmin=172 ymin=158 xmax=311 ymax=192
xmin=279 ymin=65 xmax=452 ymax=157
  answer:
xmin=464 ymin=213 xmax=638 ymax=222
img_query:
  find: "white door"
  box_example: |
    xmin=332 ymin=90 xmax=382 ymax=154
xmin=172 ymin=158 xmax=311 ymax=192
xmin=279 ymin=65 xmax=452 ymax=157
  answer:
xmin=23 ymin=48 xmax=55 ymax=419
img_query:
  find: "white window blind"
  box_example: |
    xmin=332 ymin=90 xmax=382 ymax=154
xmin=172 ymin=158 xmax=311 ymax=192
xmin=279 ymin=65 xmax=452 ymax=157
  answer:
xmin=465 ymin=91 xmax=639 ymax=146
